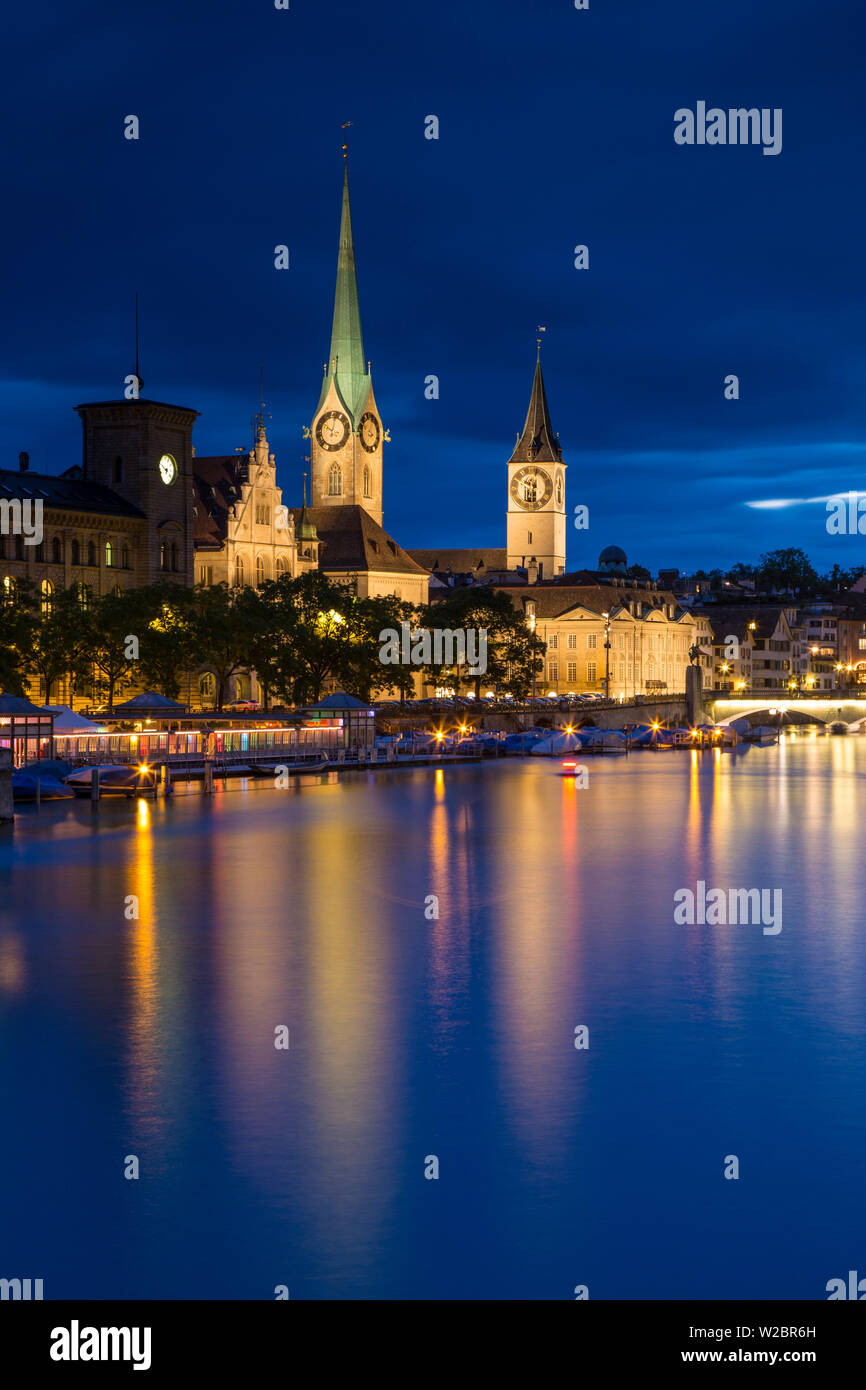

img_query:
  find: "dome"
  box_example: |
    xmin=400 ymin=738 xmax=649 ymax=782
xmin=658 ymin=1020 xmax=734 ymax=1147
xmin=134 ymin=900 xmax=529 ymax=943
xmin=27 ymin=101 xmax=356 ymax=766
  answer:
xmin=598 ymin=545 xmax=627 ymax=573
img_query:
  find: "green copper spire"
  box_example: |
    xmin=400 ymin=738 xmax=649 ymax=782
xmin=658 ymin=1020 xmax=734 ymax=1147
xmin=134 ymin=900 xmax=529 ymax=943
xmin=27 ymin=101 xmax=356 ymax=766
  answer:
xmin=317 ymin=158 xmax=370 ymax=424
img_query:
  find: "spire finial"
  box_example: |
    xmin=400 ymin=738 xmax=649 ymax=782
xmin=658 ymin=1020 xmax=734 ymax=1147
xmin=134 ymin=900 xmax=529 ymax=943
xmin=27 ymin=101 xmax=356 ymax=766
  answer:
xmin=536 ymin=324 xmax=547 ymax=360
xmin=341 ymin=120 xmax=352 ymax=163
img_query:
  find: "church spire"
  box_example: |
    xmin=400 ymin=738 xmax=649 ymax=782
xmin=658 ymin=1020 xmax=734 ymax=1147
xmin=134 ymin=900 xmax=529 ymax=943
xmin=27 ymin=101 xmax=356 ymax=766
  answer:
xmin=508 ymin=351 xmax=562 ymax=465
xmin=319 ymin=157 xmax=369 ymax=423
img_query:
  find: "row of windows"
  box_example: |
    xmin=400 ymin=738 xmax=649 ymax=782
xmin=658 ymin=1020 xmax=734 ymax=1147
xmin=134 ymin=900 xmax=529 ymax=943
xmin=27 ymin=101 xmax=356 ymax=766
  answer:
xmin=2 ymin=577 xmax=125 ymax=611
xmin=229 ymin=555 xmax=291 ymax=587
xmin=0 ymin=536 xmax=132 ymax=567
xmin=328 ymin=463 xmax=373 ymax=498
xmin=547 ymin=658 xmax=681 ymax=684
xmin=545 ymin=629 xmax=690 ymax=653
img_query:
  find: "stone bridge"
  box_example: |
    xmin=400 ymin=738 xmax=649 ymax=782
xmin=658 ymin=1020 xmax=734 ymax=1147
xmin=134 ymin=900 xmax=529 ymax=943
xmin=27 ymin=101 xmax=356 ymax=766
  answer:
xmin=709 ymin=694 xmax=866 ymax=730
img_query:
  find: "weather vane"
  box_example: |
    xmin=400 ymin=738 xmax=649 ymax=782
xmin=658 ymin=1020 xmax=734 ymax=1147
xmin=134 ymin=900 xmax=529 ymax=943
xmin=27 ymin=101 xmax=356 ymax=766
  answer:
xmin=341 ymin=120 xmax=353 ymax=159
xmin=537 ymin=324 xmax=547 ymax=354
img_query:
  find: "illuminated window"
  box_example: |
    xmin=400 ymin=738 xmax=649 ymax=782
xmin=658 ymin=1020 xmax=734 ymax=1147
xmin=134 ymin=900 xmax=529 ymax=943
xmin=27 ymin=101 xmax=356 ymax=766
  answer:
xmin=200 ymin=672 xmax=217 ymax=706
xmin=40 ymin=579 xmax=53 ymax=613
xmin=567 ymin=633 xmax=577 ymax=650
xmin=587 ymin=633 xmax=597 ymax=649
xmin=105 ymin=540 xmax=114 ymax=567
xmin=548 ymin=633 xmax=558 ymax=649
xmin=1 ymin=576 xmax=16 ymax=603
xmin=160 ymin=542 xmax=168 ymax=570
xmin=548 ymin=662 xmax=559 ymax=681
xmin=587 ymin=661 xmax=597 ymax=682
xmin=567 ymin=661 xmax=577 ymax=682
xmin=275 ymin=556 xmax=287 ymax=577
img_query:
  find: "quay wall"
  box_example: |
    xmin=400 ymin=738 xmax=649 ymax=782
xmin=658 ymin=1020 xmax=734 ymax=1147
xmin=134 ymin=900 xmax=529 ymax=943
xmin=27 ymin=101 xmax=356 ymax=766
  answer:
xmin=0 ymin=749 xmax=12 ymax=823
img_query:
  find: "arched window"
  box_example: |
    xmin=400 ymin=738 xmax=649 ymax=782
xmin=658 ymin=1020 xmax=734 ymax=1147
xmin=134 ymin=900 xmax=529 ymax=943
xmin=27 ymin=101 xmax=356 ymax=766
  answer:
xmin=256 ymin=556 xmax=265 ymax=586
xmin=363 ymin=465 xmax=371 ymax=498
xmin=275 ymin=556 xmax=287 ymax=578
xmin=121 ymin=543 xmax=129 ymax=568
xmin=40 ymin=579 xmax=53 ymax=614
xmin=87 ymin=540 xmax=96 ymax=567
xmin=555 ymin=474 xmax=563 ymax=506
xmin=171 ymin=542 xmax=179 ymax=571
xmin=34 ymin=540 xmax=45 ymax=562
xmin=77 ymin=582 xmax=92 ymax=610
xmin=328 ymin=462 xmax=342 ymax=496
xmin=200 ymin=672 xmax=216 ymax=706
xmin=113 ymin=456 xmax=123 ymax=483
xmin=52 ymin=536 xmax=62 ymax=564
xmin=234 ymin=555 xmax=245 ymax=587
xmin=105 ymin=540 xmax=114 ymax=568
xmin=71 ymin=539 xmax=80 ymax=566
xmin=160 ymin=542 xmax=168 ymax=570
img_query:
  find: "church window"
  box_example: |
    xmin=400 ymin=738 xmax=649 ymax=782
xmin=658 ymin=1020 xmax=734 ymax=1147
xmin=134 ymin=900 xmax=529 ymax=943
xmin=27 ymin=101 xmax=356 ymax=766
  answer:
xmin=567 ymin=662 xmax=577 ymax=683
xmin=587 ymin=661 xmax=597 ymax=683
xmin=234 ymin=556 xmax=245 ymax=587
xmin=160 ymin=542 xmax=168 ymax=570
xmin=71 ymin=539 xmax=80 ymax=565
xmin=256 ymin=556 xmax=265 ymax=586
xmin=87 ymin=541 xmax=97 ymax=567
xmin=363 ymin=465 xmax=371 ymax=498
xmin=113 ymin=456 xmax=123 ymax=483
xmin=52 ymin=537 xmax=62 ymax=564
xmin=567 ymin=633 xmax=577 ymax=650
xmin=328 ymin=463 xmax=342 ymax=496
xmin=548 ymin=633 xmax=558 ymax=649
xmin=171 ymin=542 xmax=179 ymax=571
xmin=105 ymin=541 xmax=114 ymax=567
xmin=40 ymin=579 xmax=53 ymax=613
xmin=121 ymin=544 xmax=129 ymax=568
xmin=275 ymin=557 xmax=287 ymax=578
xmin=587 ymin=633 xmax=597 ymax=649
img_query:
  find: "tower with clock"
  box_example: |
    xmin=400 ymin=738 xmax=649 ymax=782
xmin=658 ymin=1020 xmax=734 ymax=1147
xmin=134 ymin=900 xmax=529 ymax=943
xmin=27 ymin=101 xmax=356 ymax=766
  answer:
xmin=309 ymin=157 xmax=386 ymax=527
xmin=505 ymin=349 xmax=566 ymax=578
xmin=75 ymin=395 xmax=199 ymax=585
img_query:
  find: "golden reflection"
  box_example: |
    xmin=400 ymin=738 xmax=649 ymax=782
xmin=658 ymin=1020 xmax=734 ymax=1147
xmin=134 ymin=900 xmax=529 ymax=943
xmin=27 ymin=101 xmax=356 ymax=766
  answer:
xmin=0 ymin=934 xmax=25 ymax=991
xmin=127 ymin=792 xmax=160 ymax=1140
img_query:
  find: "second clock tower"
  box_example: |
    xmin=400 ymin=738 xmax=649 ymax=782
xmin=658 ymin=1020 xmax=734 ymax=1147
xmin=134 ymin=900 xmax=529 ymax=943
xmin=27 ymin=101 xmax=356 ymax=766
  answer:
xmin=506 ymin=350 xmax=566 ymax=578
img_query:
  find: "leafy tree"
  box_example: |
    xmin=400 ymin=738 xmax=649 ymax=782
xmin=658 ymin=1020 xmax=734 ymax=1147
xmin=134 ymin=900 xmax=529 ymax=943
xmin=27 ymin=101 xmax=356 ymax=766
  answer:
xmin=26 ymin=584 xmax=93 ymax=702
xmin=188 ymin=583 xmax=258 ymax=711
xmin=0 ymin=577 xmax=35 ymax=696
xmin=136 ymin=585 xmax=196 ymax=701
xmin=755 ymin=548 xmax=818 ymax=597
xmin=421 ymin=587 xmax=542 ymax=699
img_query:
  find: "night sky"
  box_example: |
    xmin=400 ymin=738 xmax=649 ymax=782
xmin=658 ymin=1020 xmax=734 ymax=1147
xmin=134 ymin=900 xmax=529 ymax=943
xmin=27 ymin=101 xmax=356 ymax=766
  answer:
xmin=2 ymin=0 xmax=864 ymax=574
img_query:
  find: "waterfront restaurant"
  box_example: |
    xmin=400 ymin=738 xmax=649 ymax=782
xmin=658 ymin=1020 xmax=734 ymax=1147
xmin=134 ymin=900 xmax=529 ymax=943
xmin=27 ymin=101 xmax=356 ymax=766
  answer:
xmin=0 ymin=694 xmax=54 ymax=767
xmin=303 ymin=692 xmax=376 ymax=752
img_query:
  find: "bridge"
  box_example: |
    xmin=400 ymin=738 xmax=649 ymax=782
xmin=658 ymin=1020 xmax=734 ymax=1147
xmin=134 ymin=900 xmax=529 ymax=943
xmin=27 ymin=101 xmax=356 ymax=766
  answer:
xmin=709 ymin=692 xmax=866 ymax=731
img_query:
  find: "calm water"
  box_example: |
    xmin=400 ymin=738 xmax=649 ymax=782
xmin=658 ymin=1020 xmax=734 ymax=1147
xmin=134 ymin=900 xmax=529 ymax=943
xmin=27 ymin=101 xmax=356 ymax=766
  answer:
xmin=1 ymin=738 xmax=864 ymax=1300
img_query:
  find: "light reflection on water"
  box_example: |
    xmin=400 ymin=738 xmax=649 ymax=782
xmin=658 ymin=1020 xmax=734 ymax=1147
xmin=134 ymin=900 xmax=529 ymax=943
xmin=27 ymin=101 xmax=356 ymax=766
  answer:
xmin=0 ymin=740 xmax=864 ymax=1299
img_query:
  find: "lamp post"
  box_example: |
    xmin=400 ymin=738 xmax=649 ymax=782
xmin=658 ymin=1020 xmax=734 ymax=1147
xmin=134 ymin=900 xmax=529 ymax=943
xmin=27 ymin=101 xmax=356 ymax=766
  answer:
xmin=527 ymin=601 xmax=537 ymax=707
xmin=602 ymin=611 xmax=611 ymax=699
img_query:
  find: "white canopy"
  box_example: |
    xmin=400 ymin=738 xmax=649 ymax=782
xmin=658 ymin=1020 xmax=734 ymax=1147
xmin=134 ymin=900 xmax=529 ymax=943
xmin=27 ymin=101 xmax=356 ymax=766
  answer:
xmin=41 ymin=705 xmax=106 ymax=733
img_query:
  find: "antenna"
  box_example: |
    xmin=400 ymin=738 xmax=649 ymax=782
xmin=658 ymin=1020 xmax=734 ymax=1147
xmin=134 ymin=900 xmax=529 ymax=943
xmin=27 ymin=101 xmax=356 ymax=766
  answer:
xmin=134 ymin=292 xmax=143 ymax=392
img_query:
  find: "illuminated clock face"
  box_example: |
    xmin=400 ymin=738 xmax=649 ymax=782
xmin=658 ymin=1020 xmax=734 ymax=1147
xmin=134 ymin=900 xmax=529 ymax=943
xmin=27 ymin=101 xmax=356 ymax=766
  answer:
xmin=158 ymin=454 xmax=178 ymax=485
xmin=359 ymin=412 xmax=380 ymax=452
xmin=510 ymin=466 xmax=552 ymax=511
xmin=316 ymin=410 xmax=350 ymax=452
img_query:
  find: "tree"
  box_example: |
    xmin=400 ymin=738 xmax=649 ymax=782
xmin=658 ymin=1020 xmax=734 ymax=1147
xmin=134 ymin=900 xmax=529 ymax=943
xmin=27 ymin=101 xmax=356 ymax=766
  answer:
xmin=26 ymin=584 xmax=93 ymax=702
xmin=755 ymin=548 xmax=818 ymax=597
xmin=0 ymin=578 xmax=35 ymax=696
xmin=420 ymin=587 xmax=541 ymax=699
xmin=188 ymin=583 xmax=259 ymax=711
xmin=136 ymin=585 xmax=196 ymax=700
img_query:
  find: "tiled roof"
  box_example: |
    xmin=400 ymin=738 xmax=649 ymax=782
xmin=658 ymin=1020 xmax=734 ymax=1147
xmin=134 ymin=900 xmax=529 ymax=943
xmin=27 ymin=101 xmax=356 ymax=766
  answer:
xmin=0 ymin=468 xmax=145 ymax=518
xmin=408 ymin=548 xmax=507 ymax=575
xmin=496 ymin=583 xmax=684 ymax=621
xmin=193 ymin=455 xmax=249 ymax=548
xmin=292 ymin=505 xmax=428 ymax=576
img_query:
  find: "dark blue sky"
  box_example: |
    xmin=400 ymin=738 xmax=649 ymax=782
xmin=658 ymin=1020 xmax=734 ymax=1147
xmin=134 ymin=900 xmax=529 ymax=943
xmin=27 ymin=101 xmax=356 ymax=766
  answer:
xmin=2 ymin=0 xmax=864 ymax=574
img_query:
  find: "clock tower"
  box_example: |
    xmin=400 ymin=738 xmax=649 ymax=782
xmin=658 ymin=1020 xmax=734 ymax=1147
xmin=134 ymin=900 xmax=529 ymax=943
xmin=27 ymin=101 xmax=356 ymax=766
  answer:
xmin=309 ymin=157 xmax=385 ymax=527
xmin=506 ymin=349 xmax=566 ymax=578
xmin=75 ymin=395 xmax=199 ymax=586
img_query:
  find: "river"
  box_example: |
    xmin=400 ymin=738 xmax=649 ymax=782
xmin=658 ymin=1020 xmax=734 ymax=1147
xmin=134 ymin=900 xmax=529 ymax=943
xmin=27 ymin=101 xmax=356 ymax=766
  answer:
xmin=1 ymin=736 xmax=863 ymax=1299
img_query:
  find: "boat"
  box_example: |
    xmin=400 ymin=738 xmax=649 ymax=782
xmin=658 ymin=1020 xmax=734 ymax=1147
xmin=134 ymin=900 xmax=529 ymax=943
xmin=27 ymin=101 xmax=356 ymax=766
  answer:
xmin=64 ymin=765 xmax=158 ymax=796
xmin=743 ymin=726 xmax=778 ymax=744
xmin=12 ymin=771 xmax=75 ymax=802
xmin=246 ymin=759 xmax=329 ymax=777
xmin=828 ymin=722 xmax=848 ymax=736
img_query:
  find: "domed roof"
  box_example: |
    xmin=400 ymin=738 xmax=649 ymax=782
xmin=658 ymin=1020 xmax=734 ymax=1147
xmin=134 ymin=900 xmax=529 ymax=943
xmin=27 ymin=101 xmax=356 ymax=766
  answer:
xmin=598 ymin=545 xmax=627 ymax=570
